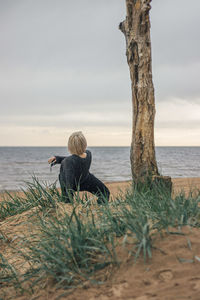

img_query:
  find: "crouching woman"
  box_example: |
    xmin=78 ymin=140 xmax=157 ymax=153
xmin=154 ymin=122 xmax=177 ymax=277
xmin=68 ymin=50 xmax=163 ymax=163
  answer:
xmin=48 ymin=131 xmax=110 ymax=204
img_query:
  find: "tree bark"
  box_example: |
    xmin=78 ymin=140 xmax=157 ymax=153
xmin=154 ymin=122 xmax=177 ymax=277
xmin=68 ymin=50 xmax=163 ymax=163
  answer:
xmin=120 ymin=0 xmax=171 ymax=188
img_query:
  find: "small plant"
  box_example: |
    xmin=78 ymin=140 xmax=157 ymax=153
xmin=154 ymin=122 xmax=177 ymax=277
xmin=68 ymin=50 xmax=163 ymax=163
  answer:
xmin=132 ymin=219 xmax=152 ymax=262
xmin=117 ymin=199 xmax=153 ymax=262
xmin=172 ymin=192 xmax=200 ymax=227
xmin=19 ymin=203 xmax=118 ymax=290
xmin=0 ymin=177 xmax=61 ymax=220
xmin=0 ymin=254 xmax=23 ymax=294
xmin=21 ymin=177 xmax=60 ymax=209
xmin=0 ymin=193 xmax=31 ymax=221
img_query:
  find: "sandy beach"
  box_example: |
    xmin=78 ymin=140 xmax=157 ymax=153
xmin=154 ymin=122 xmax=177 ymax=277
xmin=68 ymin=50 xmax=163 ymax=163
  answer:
xmin=1 ymin=177 xmax=200 ymax=201
xmin=1 ymin=177 xmax=200 ymax=300
xmin=106 ymin=177 xmax=200 ymax=198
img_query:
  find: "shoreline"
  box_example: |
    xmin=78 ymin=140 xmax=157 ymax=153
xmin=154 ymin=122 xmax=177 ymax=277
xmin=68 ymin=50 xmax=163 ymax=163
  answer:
xmin=1 ymin=177 xmax=200 ymax=201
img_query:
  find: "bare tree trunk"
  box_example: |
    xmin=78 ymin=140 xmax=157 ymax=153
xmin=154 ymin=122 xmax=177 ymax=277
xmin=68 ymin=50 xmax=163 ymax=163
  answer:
xmin=120 ymin=0 xmax=171 ymax=188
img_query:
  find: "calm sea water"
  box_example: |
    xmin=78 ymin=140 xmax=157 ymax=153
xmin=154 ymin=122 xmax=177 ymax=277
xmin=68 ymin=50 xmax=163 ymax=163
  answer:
xmin=0 ymin=147 xmax=200 ymax=191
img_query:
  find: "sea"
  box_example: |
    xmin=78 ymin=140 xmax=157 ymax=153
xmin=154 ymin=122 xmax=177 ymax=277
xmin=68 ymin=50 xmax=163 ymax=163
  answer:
xmin=0 ymin=147 xmax=200 ymax=192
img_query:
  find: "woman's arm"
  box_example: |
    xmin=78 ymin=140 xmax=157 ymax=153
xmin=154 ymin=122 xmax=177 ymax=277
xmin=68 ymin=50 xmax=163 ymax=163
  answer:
xmin=55 ymin=156 xmax=67 ymax=164
xmin=48 ymin=156 xmax=66 ymax=165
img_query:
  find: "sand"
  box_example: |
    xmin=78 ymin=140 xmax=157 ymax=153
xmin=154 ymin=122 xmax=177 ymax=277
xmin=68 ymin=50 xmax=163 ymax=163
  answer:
xmin=1 ymin=177 xmax=200 ymax=300
xmin=64 ymin=226 xmax=200 ymax=300
xmin=1 ymin=177 xmax=200 ymax=202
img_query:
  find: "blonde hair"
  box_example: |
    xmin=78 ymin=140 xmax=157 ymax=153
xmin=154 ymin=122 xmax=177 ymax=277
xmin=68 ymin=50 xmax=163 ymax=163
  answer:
xmin=68 ymin=131 xmax=87 ymax=155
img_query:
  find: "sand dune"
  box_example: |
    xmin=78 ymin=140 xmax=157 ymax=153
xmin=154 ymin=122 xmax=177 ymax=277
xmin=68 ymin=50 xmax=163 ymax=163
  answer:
xmin=1 ymin=177 xmax=200 ymax=300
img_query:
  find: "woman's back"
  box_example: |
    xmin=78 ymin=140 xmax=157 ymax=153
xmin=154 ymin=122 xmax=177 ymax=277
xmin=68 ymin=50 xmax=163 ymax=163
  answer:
xmin=48 ymin=131 xmax=110 ymax=204
xmin=59 ymin=149 xmax=92 ymax=188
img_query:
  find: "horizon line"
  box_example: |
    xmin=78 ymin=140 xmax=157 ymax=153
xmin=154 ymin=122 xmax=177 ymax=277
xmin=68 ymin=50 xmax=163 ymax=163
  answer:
xmin=0 ymin=145 xmax=200 ymax=148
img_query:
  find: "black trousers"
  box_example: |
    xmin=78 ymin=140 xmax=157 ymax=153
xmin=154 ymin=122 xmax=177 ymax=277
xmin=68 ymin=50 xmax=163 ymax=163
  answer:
xmin=59 ymin=173 xmax=110 ymax=204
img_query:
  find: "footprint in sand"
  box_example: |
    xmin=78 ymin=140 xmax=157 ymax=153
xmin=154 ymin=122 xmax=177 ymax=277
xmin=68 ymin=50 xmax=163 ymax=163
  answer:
xmin=111 ymin=282 xmax=129 ymax=298
xmin=158 ymin=269 xmax=173 ymax=282
xmin=190 ymin=278 xmax=200 ymax=291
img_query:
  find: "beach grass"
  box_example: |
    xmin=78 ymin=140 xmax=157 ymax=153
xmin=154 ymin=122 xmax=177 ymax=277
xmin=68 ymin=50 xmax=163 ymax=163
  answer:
xmin=1 ymin=177 xmax=200 ymax=298
xmin=0 ymin=177 xmax=59 ymax=221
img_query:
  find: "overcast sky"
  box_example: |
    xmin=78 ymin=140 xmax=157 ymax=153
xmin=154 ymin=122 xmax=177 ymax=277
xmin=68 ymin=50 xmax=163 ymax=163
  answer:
xmin=0 ymin=0 xmax=200 ymax=146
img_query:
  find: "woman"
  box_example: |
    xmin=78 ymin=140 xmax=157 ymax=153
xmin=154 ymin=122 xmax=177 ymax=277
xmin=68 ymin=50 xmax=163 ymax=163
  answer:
xmin=48 ymin=131 xmax=110 ymax=204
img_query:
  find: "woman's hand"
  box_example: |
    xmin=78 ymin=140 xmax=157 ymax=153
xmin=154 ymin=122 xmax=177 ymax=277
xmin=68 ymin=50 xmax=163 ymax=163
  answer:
xmin=48 ymin=156 xmax=56 ymax=164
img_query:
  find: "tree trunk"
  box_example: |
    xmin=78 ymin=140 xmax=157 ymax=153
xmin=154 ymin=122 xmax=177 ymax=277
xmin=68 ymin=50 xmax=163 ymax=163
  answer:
xmin=120 ymin=0 xmax=171 ymax=188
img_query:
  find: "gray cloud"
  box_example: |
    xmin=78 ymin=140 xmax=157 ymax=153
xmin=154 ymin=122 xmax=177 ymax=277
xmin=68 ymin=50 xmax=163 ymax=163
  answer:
xmin=0 ymin=68 xmax=131 ymax=117
xmin=0 ymin=110 xmax=132 ymax=128
xmin=0 ymin=0 xmax=200 ymax=145
xmin=151 ymin=0 xmax=200 ymax=66
xmin=156 ymin=120 xmax=200 ymax=130
xmin=151 ymin=0 xmax=200 ymax=103
xmin=154 ymin=62 xmax=200 ymax=101
xmin=0 ymin=0 xmax=126 ymax=70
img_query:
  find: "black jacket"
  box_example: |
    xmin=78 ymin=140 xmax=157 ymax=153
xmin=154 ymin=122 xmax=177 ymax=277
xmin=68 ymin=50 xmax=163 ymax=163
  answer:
xmin=55 ymin=150 xmax=92 ymax=190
